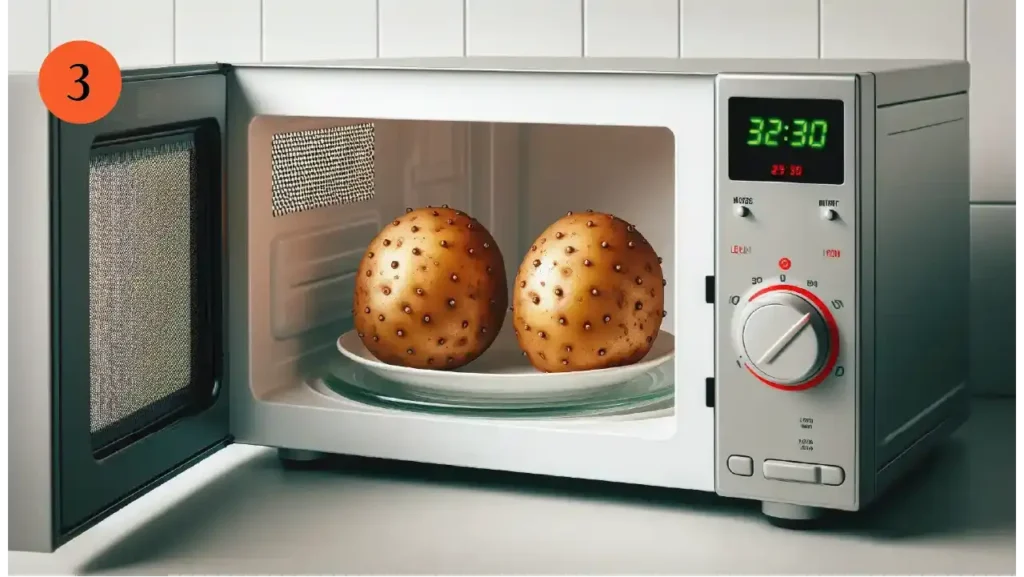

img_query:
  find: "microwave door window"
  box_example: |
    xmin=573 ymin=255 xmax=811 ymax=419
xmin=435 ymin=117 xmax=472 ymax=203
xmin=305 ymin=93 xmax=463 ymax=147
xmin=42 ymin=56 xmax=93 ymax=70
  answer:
xmin=27 ymin=70 xmax=230 ymax=550
xmin=87 ymin=138 xmax=200 ymax=449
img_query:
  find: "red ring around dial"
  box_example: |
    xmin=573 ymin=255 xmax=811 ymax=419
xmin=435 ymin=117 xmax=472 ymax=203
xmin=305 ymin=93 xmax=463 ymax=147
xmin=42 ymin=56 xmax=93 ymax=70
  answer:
xmin=743 ymin=284 xmax=840 ymax=391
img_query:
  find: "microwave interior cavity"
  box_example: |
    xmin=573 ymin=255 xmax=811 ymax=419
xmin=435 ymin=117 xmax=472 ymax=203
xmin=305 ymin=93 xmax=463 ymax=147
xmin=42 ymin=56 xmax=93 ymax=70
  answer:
xmin=247 ymin=115 xmax=680 ymax=436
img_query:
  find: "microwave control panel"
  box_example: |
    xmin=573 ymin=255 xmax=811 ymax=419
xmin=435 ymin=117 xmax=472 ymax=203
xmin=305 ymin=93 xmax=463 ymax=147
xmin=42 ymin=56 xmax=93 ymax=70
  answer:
xmin=713 ymin=74 xmax=860 ymax=512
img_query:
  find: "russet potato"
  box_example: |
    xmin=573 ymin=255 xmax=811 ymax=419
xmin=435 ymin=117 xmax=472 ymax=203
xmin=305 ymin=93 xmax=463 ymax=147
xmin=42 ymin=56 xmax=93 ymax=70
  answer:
xmin=353 ymin=206 xmax=508 ymax=370
xmin=512 ymin=211 xmax=666 ymax=372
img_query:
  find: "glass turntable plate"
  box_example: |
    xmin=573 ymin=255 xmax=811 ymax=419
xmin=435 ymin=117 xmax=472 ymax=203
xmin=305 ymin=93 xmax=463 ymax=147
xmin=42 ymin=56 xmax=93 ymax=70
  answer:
xmin=319 ymin=357 xmax=674 ymax=418
xmin=325 ymin=324 xmax=675 ymax=418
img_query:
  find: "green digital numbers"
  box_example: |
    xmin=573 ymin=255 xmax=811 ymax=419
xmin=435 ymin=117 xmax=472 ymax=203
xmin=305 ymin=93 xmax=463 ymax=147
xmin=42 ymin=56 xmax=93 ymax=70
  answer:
xmin=764 ymin=118 xmax=783 ymax=147
xmin=747 ymin=116 xmax=765 ymax=145
xmin=746 ymin=116 xmax=829 ymax=149
xmin=791 ymin=119 xmax=808 ymax=147
xmin=809 ymin=119 xmax=828 ymax=149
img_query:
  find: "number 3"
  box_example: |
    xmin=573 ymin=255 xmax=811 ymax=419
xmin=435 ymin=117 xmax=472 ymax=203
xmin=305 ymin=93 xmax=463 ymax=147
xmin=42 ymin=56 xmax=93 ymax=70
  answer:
xmin=747 ymin=117 xmax=765 ymax=145
xmin=68 ymin=63 xmax=90 ymax=102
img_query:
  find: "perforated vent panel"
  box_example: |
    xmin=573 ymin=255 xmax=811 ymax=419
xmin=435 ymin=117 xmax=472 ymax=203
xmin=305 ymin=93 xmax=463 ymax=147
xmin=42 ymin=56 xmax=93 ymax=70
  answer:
xmin=88 ymin=139 xmax=198 ymax=434
xmin=271 ymin=123 xmax=376 ymax=217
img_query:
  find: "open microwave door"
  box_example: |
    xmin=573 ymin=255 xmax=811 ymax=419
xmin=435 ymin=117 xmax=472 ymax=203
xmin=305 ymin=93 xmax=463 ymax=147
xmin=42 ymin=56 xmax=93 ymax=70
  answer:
xmin=9 ymin=66 xmax=229 ymax=552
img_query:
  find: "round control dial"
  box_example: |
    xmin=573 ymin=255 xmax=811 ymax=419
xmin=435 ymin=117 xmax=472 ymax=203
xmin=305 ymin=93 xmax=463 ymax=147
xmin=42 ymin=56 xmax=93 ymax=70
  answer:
xmin=732 ymin=285 xmax=839 ymax=390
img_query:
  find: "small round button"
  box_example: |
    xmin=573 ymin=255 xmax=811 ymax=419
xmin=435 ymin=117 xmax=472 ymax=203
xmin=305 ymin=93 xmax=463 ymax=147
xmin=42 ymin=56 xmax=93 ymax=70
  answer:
xmin=734 ymin=205 xmax=750 ymax=217
xmin=821 ymin=208 xmax=837 ymax=221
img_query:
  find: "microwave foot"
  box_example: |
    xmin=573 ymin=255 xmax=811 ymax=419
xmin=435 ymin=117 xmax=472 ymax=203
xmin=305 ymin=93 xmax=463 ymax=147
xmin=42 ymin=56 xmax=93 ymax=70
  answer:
xmin=277 ymin=448 xmax=327 ymax=464
xmin=761 ymin=502 xmax=824 ymax=529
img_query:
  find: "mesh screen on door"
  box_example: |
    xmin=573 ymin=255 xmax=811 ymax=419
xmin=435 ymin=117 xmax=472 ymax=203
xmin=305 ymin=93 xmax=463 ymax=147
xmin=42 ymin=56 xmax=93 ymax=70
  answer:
xmin=270 ymin=123 xmax=376 ymax=217
xmin=88 ymin=139 xmax=198 ymax=434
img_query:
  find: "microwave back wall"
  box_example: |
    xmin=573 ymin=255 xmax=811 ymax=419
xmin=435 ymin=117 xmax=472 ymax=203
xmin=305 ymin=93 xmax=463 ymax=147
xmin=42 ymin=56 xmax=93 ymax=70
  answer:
xmin=9 ymin=57 xmax=970 ymax=552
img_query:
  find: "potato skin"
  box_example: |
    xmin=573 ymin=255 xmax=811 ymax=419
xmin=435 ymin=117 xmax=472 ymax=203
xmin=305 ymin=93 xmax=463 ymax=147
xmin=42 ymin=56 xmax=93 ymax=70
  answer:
xmin=353 ymin=207 xmax=508 ymax=370
xmin=512 ymin=211 xmax=666 ymax=372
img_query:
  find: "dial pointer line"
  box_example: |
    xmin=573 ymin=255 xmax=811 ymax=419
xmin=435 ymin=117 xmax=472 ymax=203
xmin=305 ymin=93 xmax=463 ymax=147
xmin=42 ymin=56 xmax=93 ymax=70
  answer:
xmin=756 ymin=312 xmax=811 ymax=365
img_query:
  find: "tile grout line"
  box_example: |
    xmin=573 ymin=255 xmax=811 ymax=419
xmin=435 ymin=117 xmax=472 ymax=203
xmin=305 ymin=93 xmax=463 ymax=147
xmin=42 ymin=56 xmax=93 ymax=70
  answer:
xmin=172 ymin=0 xmax=177 ymax=63
xmin=375 ymin=0 xmax=380 ymax=58
xmin=259 ymin=0 xmax=264 ymax=62
xmin=817 ymin=0 xmax=823 ymax=58
xmin=677 ymin=0 xmax=682 ymax=58
xmin=963 ymin=0 xmax=968 ymax=60
xmin=580 ymin=0 xmax=586 ymax=57
xmin=462 ymin=0 xmax=468 ymax=56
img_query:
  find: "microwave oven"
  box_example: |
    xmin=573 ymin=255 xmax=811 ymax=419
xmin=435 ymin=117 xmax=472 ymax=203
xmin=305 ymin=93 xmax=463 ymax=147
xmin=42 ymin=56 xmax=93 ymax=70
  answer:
xmin=10 ymin=57 xmax=971 ymax=552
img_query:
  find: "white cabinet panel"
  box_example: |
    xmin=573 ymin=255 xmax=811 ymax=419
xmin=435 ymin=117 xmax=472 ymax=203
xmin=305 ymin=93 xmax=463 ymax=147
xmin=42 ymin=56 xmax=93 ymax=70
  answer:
xmin=175 ymin=0 xmax=261 ymax=64
xmin=970 ymin=205 xmax=1016 ymax=396
xmin=379 ymin=0 xmax=464 ymax=57
xmin=681 ymin=0 xmax=818 ymax=58
xmin=263 ymin=0 xmax=377 ymax=62
xmin=968 ymin=0 xmax=1016 ymax=203
xmin=9 ymin=0 xmax=49 ymax=72
xmin=821 ymin=0 xmax=966 ymax=59
xmin=52 ymin=0 xmax=175 ymax=68
xmin=585 ymin=0 xmax=678 ymax=58
xmin=466 ymin=0 xmax=583 ymax=57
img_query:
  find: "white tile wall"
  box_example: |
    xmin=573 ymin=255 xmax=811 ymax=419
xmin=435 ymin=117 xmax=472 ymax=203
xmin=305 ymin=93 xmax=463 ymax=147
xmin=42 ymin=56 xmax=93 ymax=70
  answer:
xmin=7 ymin=0 xmax=1016 ymax=394
xmin=681 ymin=0 xmax=819 ymax=58
xmin=262 ymin=0 xmax=377 ymax=62
xmin=175 ymin=0 xmax=262 ymax=64
xmin=967 ymin=0 xmax=1016 ymax=203
xmin=585 ymin=0 xmax=678 ymax=58
xmin=466 ymin=0 xmax=583 ymax=57
xmin=821 ymin=0 xmax=966 ymax=60
xmin=379 ymin=0 xmax=464 ymax=57
xmin=9 ymin=0 xmax=48 ymax=73
xmin=51 ymin=0 xmax=175 ymax=68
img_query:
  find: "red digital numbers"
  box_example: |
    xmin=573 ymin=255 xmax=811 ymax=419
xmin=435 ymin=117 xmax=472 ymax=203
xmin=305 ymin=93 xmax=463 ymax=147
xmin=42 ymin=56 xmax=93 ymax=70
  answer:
xmin=770 ymin=164 xmax=805 ymax=178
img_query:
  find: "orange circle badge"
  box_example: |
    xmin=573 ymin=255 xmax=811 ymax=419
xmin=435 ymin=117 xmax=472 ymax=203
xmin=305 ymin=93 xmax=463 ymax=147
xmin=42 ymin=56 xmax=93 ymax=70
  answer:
xmin=38 ymin=40 xmax=122 ymax=125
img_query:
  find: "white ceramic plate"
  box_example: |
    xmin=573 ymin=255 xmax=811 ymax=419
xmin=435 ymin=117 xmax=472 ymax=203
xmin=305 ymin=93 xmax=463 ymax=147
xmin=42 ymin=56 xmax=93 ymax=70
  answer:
xmin=336 ymin=323 xmax=675 ymax=400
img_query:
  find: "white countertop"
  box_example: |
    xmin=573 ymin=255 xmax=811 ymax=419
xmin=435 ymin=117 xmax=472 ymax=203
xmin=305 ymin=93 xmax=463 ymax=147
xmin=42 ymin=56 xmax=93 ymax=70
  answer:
xmin=11 ymin=399 xmax=1015 ymax=575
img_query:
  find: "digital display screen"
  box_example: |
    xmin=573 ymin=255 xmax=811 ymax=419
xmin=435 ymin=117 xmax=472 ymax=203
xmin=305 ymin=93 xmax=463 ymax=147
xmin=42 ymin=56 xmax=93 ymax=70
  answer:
xmin=728 ymin=97 xmax=845 ymax=185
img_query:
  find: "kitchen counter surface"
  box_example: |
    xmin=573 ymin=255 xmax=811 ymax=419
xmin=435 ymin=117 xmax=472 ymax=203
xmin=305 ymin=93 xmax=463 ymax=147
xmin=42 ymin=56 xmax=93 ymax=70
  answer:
xmin=11 ymin=399 xmax=1016 ymax=575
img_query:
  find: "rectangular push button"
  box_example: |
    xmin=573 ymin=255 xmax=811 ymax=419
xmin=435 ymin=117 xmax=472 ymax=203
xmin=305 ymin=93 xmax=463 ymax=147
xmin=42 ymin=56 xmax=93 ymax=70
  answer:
xmin=762 ymin=460 xmax=846 ymax=486
xmin=820 ymin=465 xmax=846 ymax=486
xmin=727 ymin=455 xmax=753 ymax=476
xmin=763 ymin=460 xmax=820 ymax=483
